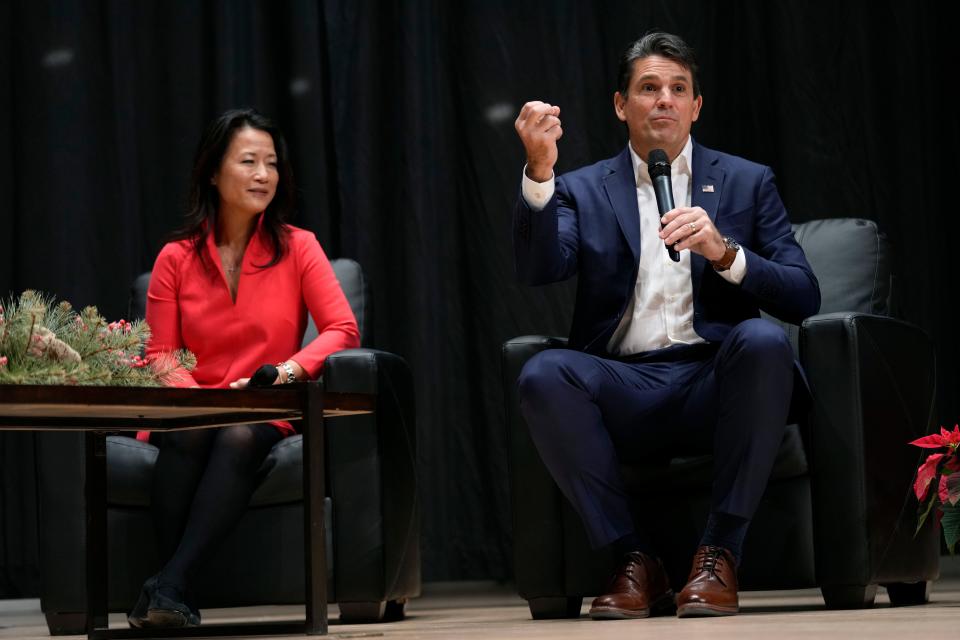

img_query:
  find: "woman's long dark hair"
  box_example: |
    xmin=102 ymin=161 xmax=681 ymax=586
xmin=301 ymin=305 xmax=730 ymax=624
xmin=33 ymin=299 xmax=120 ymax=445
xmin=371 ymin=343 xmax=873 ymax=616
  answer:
xmin=170 ymin=108 xmax=296 ymax=268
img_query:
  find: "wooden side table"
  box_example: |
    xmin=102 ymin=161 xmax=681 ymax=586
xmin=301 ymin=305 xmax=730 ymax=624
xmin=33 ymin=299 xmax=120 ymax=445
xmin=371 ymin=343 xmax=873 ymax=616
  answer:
xmin=0 ymin=383 xmax=373 ymax=638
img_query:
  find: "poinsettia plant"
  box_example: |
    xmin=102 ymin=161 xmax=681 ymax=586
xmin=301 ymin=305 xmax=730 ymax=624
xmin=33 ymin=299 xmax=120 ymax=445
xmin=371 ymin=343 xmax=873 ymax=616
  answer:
xmin=911 ymin=424 xmax=960 ymax=553
xmin=0 ymin=289 xmax=194 ymax=386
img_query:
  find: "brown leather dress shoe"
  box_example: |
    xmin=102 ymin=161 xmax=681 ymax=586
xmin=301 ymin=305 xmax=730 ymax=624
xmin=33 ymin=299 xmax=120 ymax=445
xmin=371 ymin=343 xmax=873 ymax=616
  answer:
xmin=589 ymin=551 xmax=675 ymax=619
xmin=676 ymin=545 xmax=739 ymax=617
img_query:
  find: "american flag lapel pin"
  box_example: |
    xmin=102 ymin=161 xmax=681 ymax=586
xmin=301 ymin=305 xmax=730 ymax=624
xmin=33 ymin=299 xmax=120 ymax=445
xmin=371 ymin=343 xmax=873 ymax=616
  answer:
xmin=701 ymin=184 xmax=715 ymax=193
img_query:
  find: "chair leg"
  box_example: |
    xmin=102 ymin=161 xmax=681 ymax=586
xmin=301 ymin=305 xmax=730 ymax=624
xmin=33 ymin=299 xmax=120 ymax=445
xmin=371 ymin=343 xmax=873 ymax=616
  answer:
xmin=44 ymin=612 xmax=87 ymax=636
xmin=884 ymin=581 xmax=931 ymax=606
xmin=527 ymin=596 xmax=583 ymax=619
xmin=338 ymin=601 xmax=387 ymax=623
xmin=821 ymin=584 xmax=878 ymax=609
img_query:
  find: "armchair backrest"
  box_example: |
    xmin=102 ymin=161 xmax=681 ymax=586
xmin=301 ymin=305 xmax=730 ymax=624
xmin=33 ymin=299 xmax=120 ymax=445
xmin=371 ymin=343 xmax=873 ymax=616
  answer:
xmin=129 ymin=257 xmax=372 ymax=349
xmin=762 ymin=218 xmax=892 ymax=353
xmin=312 ymin=258 xmax=373 ymax=347
xmin=792 ymin=218 xmax=891 ymax=317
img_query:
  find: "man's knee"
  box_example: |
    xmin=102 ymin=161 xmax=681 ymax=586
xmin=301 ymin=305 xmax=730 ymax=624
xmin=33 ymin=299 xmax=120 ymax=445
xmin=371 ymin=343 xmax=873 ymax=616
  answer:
xmin=517 ymin=349 xmax=579 ymax=403
xmin=727 ymin=318 xmax=793 ymax=364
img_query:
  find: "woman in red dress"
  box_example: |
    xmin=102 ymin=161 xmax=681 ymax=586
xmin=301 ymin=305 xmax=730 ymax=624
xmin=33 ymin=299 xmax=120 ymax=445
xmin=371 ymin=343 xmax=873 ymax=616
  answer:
xmin=127 ymin=108 xmax=360 ymax=628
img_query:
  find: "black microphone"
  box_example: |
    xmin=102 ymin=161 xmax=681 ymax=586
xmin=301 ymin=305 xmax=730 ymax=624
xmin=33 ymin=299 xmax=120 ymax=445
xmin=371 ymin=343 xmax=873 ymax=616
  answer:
xmin=248 ymin=364 xmax=279 ymax=387
xmin=647 ymin=148 xmax=680 ymax=262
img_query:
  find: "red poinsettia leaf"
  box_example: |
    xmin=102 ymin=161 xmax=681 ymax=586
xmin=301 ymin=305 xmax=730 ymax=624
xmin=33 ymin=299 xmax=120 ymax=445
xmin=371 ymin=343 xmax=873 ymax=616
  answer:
xmin=914 ymin=453 xmax=944 ymax=500
xmin=939 ymin=474 xmax=951 ymax=503
xmin=947 ymin=425 xmax=960 ymax=447
xmin=945 ymin=455 xmax=960 ymax=473
xmin=910 ymin=434 xmax=947 ymax=448
xmin=947 ymin=473 xmax=960 ymax=507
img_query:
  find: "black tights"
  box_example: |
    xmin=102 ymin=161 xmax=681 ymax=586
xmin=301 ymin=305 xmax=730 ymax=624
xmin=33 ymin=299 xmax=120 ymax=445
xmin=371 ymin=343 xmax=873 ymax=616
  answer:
xmin=151 ymin=423 xmax=282 ymax=592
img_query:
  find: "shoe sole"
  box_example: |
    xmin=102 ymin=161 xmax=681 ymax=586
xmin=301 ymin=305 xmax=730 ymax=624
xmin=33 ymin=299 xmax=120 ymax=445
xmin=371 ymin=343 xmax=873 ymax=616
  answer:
xmin=141 ymin=609 xmax=200 ymax=628
xmin=589 ymin=605 xmax=651 ymax=619
xmin=126 ymin=587 xmax=150 ymax=628
xmin=589 ymin=591 xmax=676 ymax=620
xmin=676 ymin=602 xmax=739 ymax=617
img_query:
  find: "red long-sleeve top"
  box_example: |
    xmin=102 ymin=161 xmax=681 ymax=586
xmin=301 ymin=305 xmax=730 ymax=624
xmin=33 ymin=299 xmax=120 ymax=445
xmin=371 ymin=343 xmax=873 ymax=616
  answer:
xmin=143 ymin=220 xmax=360 ymax=438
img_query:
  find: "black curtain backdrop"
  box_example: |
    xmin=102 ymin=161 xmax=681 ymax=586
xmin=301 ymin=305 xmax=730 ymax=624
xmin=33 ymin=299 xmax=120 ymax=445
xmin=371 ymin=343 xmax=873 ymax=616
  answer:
xmin=1 ymin=1 xmax=957 ymax=594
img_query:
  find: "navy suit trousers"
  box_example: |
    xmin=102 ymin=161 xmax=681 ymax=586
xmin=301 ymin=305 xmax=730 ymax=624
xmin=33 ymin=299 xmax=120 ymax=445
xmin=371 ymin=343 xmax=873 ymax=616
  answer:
xmin=517 ymin=318 xmax=794 ymax=550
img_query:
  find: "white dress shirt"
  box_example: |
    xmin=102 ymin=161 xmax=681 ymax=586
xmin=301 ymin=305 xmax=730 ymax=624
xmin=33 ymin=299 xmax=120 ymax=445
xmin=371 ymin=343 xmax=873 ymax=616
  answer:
xmin=521 ymin=136 xmax=747 ymax=356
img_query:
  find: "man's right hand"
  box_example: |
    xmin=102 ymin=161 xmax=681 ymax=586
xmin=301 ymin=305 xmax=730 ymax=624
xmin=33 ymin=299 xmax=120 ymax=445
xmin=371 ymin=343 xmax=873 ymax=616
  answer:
xmin=515 ymin=101 xmax=562 ymax=182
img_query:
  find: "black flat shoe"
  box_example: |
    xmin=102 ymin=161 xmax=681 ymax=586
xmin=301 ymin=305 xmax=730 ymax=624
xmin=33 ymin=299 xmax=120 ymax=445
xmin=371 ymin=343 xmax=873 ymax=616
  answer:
xmin=129 ymin=574 xmax=201 ymax=628
xmin=144 ymin=598 xmax=200 ymax=627
xmin=126 ymin=575 xmax=157 ymax=628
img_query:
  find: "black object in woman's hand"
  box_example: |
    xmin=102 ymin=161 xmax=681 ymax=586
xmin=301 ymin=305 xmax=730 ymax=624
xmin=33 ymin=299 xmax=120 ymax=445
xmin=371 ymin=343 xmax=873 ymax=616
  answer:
xmin=248 ymin=364 xmax=279 ymax=387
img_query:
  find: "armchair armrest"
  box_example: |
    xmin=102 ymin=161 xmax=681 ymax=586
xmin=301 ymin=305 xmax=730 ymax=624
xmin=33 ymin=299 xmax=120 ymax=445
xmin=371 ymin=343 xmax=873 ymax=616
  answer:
xmin=321 ymin=348 xmax=420 ymax=602
xmin=800 ymin=312 xmax=940 ymax=586
xmin=501 ymin=336 xmax=569 ymax=597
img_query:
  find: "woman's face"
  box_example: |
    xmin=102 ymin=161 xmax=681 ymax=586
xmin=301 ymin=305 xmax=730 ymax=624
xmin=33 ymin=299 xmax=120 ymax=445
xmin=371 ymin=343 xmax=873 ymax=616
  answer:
xmin=212 ymin=126 xmax=279 ymax=219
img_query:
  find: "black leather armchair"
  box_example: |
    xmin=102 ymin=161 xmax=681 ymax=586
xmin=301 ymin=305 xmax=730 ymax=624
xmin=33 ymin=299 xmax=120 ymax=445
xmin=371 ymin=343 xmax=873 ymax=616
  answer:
xmin=37 ymin=258 xmax=421 ymax=634
xmin=502 ymin=218 xmax=939 ymax=618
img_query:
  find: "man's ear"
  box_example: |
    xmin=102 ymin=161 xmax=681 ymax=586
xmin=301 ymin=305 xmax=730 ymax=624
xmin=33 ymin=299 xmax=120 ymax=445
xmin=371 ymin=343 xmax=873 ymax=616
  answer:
xmin=613 ymin=91 xmax=627 ymax=122
xmin=691 ymin=94 xmax=703 ymax=123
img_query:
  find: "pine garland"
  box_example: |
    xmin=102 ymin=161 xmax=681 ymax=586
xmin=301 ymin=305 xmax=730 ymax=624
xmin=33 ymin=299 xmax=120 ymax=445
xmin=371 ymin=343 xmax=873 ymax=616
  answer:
xmin=0 ymin=290 xmax=195 ymax=386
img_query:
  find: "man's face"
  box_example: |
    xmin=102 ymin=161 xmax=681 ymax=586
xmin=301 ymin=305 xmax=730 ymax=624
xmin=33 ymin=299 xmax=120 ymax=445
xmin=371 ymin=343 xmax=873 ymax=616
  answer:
xmin=614 ymin=54 xmax=702 ymax=162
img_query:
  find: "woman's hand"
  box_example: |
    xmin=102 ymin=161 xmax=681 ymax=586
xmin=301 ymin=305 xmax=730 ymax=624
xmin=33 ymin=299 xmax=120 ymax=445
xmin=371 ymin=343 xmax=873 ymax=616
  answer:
xmin=229 ymin=360 xmax=306 ymax=388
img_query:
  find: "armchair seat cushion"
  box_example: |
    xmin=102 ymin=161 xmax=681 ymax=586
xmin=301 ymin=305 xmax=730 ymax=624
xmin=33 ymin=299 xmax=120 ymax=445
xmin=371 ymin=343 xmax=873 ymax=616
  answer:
xmin=619 ymin=423 xmax=808 ymax=492
xmin=105 ymin=436 xmax=158 ymax=507
xmin=106 ymin=434 xmax=305 ymax=508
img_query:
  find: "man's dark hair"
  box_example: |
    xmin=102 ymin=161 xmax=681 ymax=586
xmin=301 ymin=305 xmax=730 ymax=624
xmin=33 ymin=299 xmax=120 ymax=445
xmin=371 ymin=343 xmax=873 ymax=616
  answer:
xmin=617 ymin=31 xmax=700 ymax=98
xmin=170 ymin=107 xmax=295 ymax=269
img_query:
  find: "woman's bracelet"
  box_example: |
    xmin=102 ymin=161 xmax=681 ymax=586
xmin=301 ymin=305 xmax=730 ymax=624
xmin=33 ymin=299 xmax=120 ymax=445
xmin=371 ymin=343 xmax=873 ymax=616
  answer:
xmin=278 ymin=361 xmax=296 ymax=384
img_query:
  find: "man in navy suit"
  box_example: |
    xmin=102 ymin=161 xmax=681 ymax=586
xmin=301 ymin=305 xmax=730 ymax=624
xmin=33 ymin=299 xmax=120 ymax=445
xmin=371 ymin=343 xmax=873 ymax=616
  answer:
xmin=513 ymin=32 xmax=820 ymax=619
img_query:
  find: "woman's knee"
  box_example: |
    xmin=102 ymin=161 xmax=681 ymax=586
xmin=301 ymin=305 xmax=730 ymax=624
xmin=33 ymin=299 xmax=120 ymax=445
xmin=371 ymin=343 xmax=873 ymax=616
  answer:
xmin=161 ymin=430 xmax=216 ymax=460
xmin=213 ymin=424 xmax=281 ymax=461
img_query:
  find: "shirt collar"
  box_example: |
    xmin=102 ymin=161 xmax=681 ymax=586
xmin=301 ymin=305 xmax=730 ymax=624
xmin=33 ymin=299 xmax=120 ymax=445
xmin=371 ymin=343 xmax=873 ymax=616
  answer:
xmin=629 ymin=136 xmax=693 ymax=186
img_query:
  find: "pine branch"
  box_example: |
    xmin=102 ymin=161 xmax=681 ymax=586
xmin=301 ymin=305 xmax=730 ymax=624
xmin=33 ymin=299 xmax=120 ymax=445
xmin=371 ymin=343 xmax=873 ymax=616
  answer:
xmin=0 ymin=290 xmax=195 ymax=387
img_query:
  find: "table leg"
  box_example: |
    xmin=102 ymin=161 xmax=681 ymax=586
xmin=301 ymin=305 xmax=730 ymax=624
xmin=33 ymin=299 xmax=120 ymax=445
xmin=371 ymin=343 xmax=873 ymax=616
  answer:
xmin=302 ymin=383 xmax=328 ymax=635
xmin=85 ymin=431 xmax=109 ymax=636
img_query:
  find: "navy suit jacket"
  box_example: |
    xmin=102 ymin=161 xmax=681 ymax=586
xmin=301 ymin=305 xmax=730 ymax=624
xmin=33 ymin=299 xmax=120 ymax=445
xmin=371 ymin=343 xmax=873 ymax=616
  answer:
xmin=513 ymin=141 xmax=821 ymax=356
